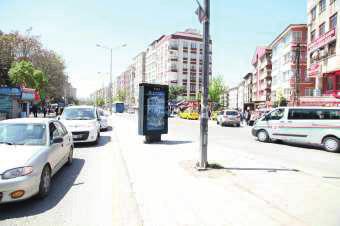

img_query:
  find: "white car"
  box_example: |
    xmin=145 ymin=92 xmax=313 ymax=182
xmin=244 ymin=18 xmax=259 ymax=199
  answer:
xmin=217 ymin=110 xmax=241 ymax=127
xmin=98 ymin=109 xmax=109 ymax=131
xmin=59 ymin=106 xmax=101 ymax=144
xmin=0 ymin=118 xmax=73 ymax=203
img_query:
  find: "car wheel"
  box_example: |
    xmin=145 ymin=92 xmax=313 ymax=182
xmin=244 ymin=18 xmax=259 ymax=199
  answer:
xmin=257 ymin=130 xmax=269 ymax=142
xmin=94 ymin=132 xmax=100 ymax=145
xmin=237 ymin=123 xmax=240 ymax=127
xmin=67 ymin=147 xmax=73 ymax=166
xmin=37 ymin=165 xmax=51 ymax=198
xmin=323 ymin=137 xmax=340 ymax=153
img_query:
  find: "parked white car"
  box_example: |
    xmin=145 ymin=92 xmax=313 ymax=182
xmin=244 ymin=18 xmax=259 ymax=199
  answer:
xmin=252 ymin=107 xmax=340 ymax=152
xmin=59 ymin=106 xmax=101 ymax=144
xmin=217 ymin=110 xmax=241 ymax=127
xmin=0 ymin=118 xmax=73 ymax=203
xmin=98 ymin=109 xmax=109 ymax=131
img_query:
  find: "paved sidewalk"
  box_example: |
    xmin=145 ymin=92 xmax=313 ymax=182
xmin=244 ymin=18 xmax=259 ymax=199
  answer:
xmin=112 ymin=114 xmax=340 ymax=226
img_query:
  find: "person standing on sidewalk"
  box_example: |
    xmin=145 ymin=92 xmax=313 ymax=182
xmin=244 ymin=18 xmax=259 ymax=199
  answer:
xmin=43 ymin=106 xmax=47 ymax=118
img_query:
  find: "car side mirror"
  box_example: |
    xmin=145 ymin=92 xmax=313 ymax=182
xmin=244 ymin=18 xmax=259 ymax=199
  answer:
xmin=52 ymin=137 xmax=63 ymax=144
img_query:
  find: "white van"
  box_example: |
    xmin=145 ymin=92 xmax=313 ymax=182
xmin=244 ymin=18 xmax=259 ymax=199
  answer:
xmin=251 ymin=107 xmax=340 ymax=152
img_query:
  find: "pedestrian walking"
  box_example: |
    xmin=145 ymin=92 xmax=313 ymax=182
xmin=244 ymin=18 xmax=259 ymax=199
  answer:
xmin=43 ymin=106 xmax=47 ymax=118
xmin=55 ymin=106 xmax=59 ymax=116
xmin=32 ymin=105 xmax=38 ymax=118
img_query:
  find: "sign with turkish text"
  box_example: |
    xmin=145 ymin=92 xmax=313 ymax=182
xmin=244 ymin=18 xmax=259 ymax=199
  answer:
xmin=308 ymin=28 xmax=336 ymax=52
xmin=308 ymin=63 xmax=321 ymax=77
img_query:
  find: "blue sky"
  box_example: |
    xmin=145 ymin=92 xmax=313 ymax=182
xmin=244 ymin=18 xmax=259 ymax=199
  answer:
xmin=0 ymin=0 xmax=307 ymax=98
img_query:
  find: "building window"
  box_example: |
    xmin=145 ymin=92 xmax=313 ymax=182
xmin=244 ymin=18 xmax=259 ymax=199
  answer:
xmin=311 ymin=6 xmax=317 ymax=21
xmin=326 ymin=76 xmax=334 ymax=91
xmin=319 ymin=22 xmax=326 ymax=36
xmin=190 ymin=65 xmax=196 ymax=71
xmin=191 ymin=42 xmax=197 ymax=49
xmin=330 ymin=13 xmax=337 ymax=30
xmin=293 ymin=31 xmax=302 ymax=42
xmin=304 ymin=88 xmax=313 ymax=96
xmin=329 ymin=41 xmax=336 ymax=55
xmin=183 ymin=64 xmax=188 ymax=69
xmin=190 ymin=85 xmax=195 ymax=92
xmin=183 ymin=52 xmax=188 ymax=59
xmin=310 ymin=30 xmax=316 ymax=42
xmin=183 ymin=41 xmax=188 ymax=48
xmin=319 ymin=0 xmax=326 ymax=13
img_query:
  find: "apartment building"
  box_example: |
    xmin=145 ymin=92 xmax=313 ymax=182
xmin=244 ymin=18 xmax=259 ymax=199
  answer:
xmin=251 ymin=47 xmax=272 ymax=108
xmin=115 ymin=65 xmax=135 ymax=105
xmin=227 ymin=86 xmax=239 ymax=110
xmin=270 ymin=24 xmax=315 ymax=106
xmin=243 ymin=72 xmax=254 ymax=110
xmin=133 ymin=52 xmax=146 ymax=106
xmin=145 ymin=29 xmax=212 ymax=100
xmin=237 ymin=81 xmax=245 ymax=111
xmin=305 ymin=0 xmax=340 ymax=106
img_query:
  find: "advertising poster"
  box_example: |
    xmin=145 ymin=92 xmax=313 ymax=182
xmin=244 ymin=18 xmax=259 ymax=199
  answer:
xmin=146 ymin=90 xmax=165 ymax=131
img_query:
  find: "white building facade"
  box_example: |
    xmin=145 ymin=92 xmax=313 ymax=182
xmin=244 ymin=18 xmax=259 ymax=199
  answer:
xmin=145 ymin=29 xmax=212 ymax=100
xmin=306 ymin=0 xmax=340 ymax=105
xmin=228 ymin=86 xmax=239 ymax=110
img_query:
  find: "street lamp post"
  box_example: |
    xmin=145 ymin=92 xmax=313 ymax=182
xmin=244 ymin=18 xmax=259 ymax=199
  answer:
xmin=96 ymin=43 xmax=127 ymax=114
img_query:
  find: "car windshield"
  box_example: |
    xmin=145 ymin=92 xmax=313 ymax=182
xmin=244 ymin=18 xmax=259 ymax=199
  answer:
xmin=226 ymin=111 xmax=238 ymax=116
xmin=62 ymin=108 xmax=96 ymax=120
xmin=0 ymin=123 xmax=46 ymax=145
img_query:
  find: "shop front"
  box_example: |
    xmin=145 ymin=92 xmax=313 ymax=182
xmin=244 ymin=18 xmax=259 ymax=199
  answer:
xmin=0 ymin=87 xmax=22 ymax=119
xmin=322 ymin=70 xmax=340 ymax=98
xmin=20 ymin=87 xmax=37 ymax=117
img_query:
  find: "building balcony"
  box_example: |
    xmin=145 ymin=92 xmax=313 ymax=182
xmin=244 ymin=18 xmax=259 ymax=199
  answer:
xmin=169 ymin=46 xmax=179 ymax=50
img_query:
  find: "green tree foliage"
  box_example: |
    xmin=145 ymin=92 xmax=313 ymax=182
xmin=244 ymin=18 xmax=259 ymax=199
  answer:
xmin=0 ymin=30 xmax=69 ymax=101
xmin=208 ymin=76 xmax=227 ymax=103
xmin=115 ymin=90 xmax=127 ymax=102
xmin=169 ymin=85 xmax=186 ymax=101
xmin=9 ymin=60 xmax=48 ymax=93
xmin=96 ymin=98 xmax=105 ymax=107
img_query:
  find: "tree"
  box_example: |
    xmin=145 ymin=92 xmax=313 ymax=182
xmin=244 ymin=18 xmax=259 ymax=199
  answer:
xmin=9 ymin=61 xmax=36 ymax=88
xmin=115 ymin=89 xmax=127 ymax=102
xmin=274 ymin=88 xmax=287 ymax=107
xmin=96 ymin=98 xmax=105 ymax=107
xmin=169 ymin=85 xmax=186 ymax=101
xmin=208 ymin=76 xmax=226 ymax=103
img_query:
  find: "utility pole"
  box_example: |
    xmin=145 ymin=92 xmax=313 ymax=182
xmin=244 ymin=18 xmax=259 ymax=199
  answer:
xmin=294 ymin=43 xmax=301 ymax=106
xmin=197 ymin=0 xmax=210 ymax=169
xmin=109 ymin=48 xmax=113 ymax=114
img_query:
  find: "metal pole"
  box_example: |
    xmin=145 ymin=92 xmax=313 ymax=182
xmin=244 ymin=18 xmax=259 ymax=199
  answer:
xmin=197 ymin=0 xmax=210 ymax=169
xmin=109 ymin=48 xmax=113 ymax=114
xmin=295 ymin=43 xmax=301 ymax=106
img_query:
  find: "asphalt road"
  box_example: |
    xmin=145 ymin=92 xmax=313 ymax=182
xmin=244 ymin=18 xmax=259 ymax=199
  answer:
xmin=170 ymin=116 xmax=340 ymax=183
xmin=1 ymin=114 xmax=340 ymax=226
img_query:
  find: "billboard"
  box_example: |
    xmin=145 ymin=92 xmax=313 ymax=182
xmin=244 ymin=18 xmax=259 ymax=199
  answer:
xmin=138 ymin=83 xmax=168 ymax=136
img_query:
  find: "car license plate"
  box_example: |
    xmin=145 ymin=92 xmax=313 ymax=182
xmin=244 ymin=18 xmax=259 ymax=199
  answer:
xmin=73 ymin=135 xmax=82 ymax=139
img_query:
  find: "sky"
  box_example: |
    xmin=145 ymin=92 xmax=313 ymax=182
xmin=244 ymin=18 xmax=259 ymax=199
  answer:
xmin=0 ymin=0 xmax=307 ymax=98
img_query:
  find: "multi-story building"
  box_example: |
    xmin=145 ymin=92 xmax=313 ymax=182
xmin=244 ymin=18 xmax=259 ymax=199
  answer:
xmin=227 ymin=86 xmax=239 ymax=110
xmin=243 ymin=72 xmax=254 ymax=110
xmin=270 ymin=24 xmax=315 ymax=106
xmin=305 ymin=0 xmax=340 ymax=106
xmin=115 ymin=65 xmax=135 ymax=105
xmin=237 ymin=81 xmax=245 ymax=111
xmin=145 ymin=29 xmax=212 ymax=100
xmin=133 ymin=52 xmax=146 ymax=106
xmin=251 ymin=47 xmax=272 ymax=108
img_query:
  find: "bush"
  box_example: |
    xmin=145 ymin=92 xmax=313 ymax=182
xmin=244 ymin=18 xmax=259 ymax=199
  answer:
xmin=179 ymin=111 xmax=199 ymax=120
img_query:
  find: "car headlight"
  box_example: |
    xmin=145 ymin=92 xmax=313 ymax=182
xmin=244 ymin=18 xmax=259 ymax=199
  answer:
xmin=2 ymin=167 xmax=33 ymax=180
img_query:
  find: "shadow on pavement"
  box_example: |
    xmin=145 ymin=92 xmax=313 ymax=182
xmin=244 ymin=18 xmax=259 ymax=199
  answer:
xmin=74 ymin=135 xmax=111 ymax=148
xmin=272 ymin=140 xmax=324 ymax=151
xmin=149 ymin=140 xmax=192 ymax=145
xmin=0 ymin=158 xmax=85 ymax=220
xmin=208 ymin=163 xmax=299 ymax=172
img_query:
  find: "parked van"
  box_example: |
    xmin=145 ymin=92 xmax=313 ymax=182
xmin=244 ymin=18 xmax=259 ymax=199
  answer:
xmin=251 ymin=107 xmax=340 ymax=152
